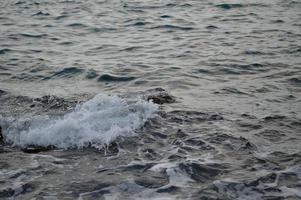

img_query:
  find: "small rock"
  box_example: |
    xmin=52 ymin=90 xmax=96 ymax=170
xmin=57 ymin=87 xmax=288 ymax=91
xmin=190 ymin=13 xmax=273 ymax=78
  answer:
xmin=208 ymin=114 xmax=223 ymax=120
xmin=145 ymin=88 xmax=175 ymax=104
xmin=147 ymin=95 xmax=175 ymax=104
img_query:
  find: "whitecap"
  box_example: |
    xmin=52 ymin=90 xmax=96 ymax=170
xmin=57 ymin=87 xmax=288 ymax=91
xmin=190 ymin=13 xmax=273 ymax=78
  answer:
xmin=0 ymin=94 xmax=158 ymax=149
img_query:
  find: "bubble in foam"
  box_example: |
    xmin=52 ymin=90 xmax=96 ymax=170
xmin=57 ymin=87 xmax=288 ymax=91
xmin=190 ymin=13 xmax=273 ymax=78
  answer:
xmin=0 ymin=94 xmax=158 ymax=149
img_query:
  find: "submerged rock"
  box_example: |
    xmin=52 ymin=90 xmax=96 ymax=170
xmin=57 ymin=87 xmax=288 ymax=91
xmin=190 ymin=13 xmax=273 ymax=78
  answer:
xmin=103 ymin=142 xmax=119 ymax=155
xmin=147 ymin=94 xmax=175 ymax=104
xmin=208 ymin=114 xmax=224 ymax=120
xmin=145 ymin=88 xmax=175 ymax=104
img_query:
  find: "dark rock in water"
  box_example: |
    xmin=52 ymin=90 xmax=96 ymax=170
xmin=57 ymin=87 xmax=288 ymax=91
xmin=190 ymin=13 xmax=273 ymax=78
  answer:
xmin=145 ymin=88 xmax=175 ymax=104
xmin=35 ymin=95 xmax=62 ymax=105
xmin=179 ymin=162 xmax=222 ymax=182
xmin=147 ymin=93 xmax=175 ymax=104
xmin=103 ymin=142 xmax=119 ymax=155
xmin=22 ymin=145 xmax=55 ymax=153
xmin=208 ymin=114 xmax=223 ymax=120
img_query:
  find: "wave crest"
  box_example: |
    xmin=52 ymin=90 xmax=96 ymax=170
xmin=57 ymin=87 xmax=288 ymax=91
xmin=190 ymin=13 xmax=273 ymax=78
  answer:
xmin=0 ymin=94 xmax=158 ymax=149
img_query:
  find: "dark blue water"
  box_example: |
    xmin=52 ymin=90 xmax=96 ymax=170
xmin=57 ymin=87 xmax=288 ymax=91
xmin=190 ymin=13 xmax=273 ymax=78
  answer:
xmin=0 ymin=0 xmax=301 ymax=199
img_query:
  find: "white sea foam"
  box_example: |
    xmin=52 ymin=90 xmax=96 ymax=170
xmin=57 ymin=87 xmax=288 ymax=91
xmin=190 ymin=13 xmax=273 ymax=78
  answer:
xmin=0 ymin=94 xmax=158 ymax=149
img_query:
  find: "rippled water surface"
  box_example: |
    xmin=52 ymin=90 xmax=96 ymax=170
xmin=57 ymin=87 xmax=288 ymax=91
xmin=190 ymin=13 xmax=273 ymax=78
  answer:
xmin=0 ymin=0 xmax=301 ymax=199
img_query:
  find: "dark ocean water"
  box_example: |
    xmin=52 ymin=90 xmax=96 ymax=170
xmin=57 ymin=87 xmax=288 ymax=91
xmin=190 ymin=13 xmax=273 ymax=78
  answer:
xmin=0 ymin=0 xmax=301 ymax=199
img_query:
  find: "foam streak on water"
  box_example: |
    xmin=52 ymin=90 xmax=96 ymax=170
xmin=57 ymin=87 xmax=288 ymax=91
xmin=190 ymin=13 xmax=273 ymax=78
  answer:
xmin=0 ymin=94 xmax=157 ymax=149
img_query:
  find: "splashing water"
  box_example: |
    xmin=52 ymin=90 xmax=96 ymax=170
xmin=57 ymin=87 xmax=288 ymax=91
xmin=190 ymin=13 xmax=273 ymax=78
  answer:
xmin=0 ymin=94 xmax=158 ymax=149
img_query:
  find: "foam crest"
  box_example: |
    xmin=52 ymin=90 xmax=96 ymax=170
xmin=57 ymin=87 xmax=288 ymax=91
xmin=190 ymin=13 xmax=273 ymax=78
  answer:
xmin=0 ymin=94 xmax=158 ymax=149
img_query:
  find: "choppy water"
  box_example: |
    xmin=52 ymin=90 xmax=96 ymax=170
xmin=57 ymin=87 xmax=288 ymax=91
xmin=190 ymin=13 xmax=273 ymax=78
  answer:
xmin=0 ymin=0 xmax=301 ymax=199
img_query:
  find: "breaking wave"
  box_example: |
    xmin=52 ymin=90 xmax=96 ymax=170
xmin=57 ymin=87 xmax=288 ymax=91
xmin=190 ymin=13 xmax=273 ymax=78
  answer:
xmin=0 ymin=94 xmax=158 ymax=149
